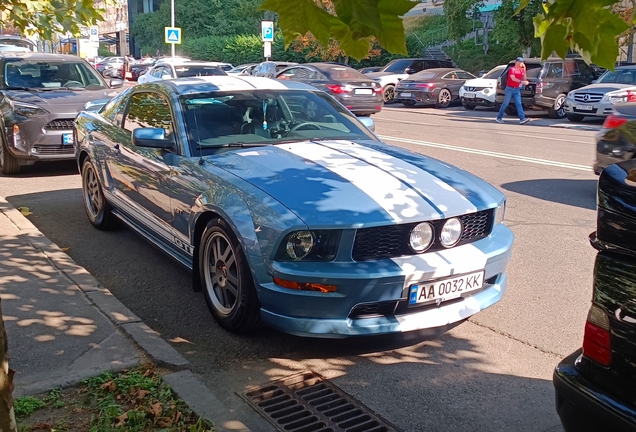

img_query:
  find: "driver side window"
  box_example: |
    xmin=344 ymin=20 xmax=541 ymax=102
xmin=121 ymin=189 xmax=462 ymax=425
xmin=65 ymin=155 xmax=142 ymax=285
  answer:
xmin=123 ymin=92 xmax=175 ymax=137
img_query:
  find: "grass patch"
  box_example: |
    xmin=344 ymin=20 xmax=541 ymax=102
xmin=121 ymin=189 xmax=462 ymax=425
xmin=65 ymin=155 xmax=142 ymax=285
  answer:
xmin=15 ymin=363 xmax=214 ymax=431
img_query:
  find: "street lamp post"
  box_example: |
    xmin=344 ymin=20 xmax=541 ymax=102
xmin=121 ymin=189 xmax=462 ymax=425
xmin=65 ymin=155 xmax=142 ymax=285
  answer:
xmin=171 ymin=0 xmax=175 ymax=57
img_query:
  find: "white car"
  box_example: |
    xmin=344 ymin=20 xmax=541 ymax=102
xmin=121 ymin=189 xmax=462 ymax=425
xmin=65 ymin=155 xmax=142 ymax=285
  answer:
xmin=458 ymin=65 xmax=506 ymax=110
xmin=138 ymin=61 xmax=227 ymax=84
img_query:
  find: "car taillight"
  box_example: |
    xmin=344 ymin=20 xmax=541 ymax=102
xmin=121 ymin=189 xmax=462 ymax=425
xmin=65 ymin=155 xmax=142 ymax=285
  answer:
xmin=327 ymin=85 xmax=351 ymax=94
xmin=373 ymin=86 xmax=382 ymax=94
xmin=536 ymin=82 xmax=543 ymax=94
xmin=582 ymin=304 xmax=611 ymax=366
xmin=602 ymin=114 xmax=628 ymax=129
xmin=415 ymin=83 xmax=434 ymax=89
xmin=627 ymin=90 xmax=636 ymax=102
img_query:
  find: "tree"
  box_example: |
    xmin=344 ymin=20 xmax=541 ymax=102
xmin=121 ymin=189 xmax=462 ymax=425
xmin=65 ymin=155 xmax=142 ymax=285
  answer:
xmin=1 ymin=0 xmax=104 ymax=41
xmin=442 ymin=0 xmax=484 ymax=41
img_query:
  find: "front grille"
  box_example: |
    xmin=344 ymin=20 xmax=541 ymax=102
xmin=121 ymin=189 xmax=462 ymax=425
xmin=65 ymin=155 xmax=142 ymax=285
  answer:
xmin=466 ymin=86 xmax=487 ymax=92
xmin=242 ymin=371 xmax=399 ymax=432
xmin=573 ymin=93 xmax=603 ymax=103
xmin=32 ymin=145 xmax=74 ymax=155
xmin=352 ymin=209 xmax=493 ymax=261
xmin=44 ymin=119 xmax=75 ymax=130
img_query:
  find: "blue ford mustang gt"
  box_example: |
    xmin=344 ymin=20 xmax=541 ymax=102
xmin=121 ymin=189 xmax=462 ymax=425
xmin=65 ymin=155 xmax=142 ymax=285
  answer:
xmin=74 ymin=76 xmax=513 ymax=337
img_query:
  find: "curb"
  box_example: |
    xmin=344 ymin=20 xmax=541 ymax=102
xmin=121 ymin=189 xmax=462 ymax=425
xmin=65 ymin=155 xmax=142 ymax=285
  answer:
xmin=547 ymin=123 xmax=601 ymax=131
xmin=0 ymin=197 xmax=250 ymax=430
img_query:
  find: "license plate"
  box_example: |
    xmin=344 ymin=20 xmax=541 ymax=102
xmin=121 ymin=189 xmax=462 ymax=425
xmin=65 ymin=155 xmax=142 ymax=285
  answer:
xmin=354 ymin=88 xmax=373 ymax=95
xmin=576 ymin=104 xmax=594 ymax=111
xmin=400 ymin=92 xmax=412 ymax=97
xmin=408 ymin=271 xmax=484 ymax=305
xmin=463 ymin=92 xmax=476 ymax=98
xmin=62 ymin=133 xmax=73 ymax=145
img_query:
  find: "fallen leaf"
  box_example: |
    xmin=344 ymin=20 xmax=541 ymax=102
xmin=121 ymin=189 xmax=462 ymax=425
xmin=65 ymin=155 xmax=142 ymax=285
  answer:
xmin=129 ymin=387 xmax=137 ymax=395
xmin=61 ymin=247 xmax=70 ymax=252
xmin=116 ymin=394 xmax=122 ymax=400
xmin=174 ymin=411 xmax=181 ymax=423
xmin=101 ymin=381 xmax=116 ymax=392
xmin=17 ymin=207 xmax=33 ymax=216
xmin=114 ymin=412 xmax=128 ymax=427
xmin=168 ymin=336 xmax=192 ymax=344
xmin=151 ymin=402 xmax=163 ymax=417
xmin=137 ymin=389 xmax=150 ymax=399
xmin=143 ymin=368 xmax=153 ymax=377
xmin=157 ymin=416 xmax=172 ymax=427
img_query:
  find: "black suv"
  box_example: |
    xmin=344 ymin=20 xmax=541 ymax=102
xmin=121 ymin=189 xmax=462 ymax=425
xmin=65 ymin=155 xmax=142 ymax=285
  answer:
xmin=496 ymin=57 xmax=598 ymax=118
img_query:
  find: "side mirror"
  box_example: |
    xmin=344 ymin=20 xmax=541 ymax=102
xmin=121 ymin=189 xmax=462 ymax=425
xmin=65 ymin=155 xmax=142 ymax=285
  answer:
xmin=109 ymin=78 xmax=124 ymax=88
xmin=132 ymin=128 xmax=175 ymax=149
xmin=358 ymin=116 xmax=375 ymax=132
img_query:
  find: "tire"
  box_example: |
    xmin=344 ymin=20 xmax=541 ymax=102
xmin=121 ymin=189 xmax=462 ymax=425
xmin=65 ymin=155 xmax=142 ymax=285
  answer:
xmin=436 ymin=88 xmax=452 ymax=108
xmin=462 ymin=102 xmax=477 ymax=110
xmin=0 ymin=135 xmax=20 ymax=175
xmin=199 ymin=218 xmax=262 ymax=333
xmin=566 ymin=113 xmax=585 ymax=122
xmin=383 ymin=84 xmax=395 ymax=103
xmin=548 ymin=93 xmax=567 ymax=119
xmin=494 ymin=102 xmax=501 ymax=113
xmin=401 ymin=101 xmax=416 ymax=107
xmin=505 ymin=106 xmax=517 ymax=116
xmin=81 ymin=158 xmax=117 ymax=230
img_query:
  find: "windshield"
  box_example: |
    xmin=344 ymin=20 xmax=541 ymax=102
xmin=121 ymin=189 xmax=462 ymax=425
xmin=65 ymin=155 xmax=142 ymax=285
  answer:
xmin=174 ymin=66 xmax=226 ymax=78
xmin=410 ymin=71 xmax=437 ymax=80
xmin=180 ymin=90 xmax=378 ymax=153
xmin=380 ymin=59 xmax=410 ymax=73
xmin=326 ymin=66 xmax=368 ymax=80
xmin=597 ymin=69 xmax=636 ymax=84
xmin=3 ymin=60 xmax=107 ymax=90
xmin=483 ymin=67 xmax=504 ymax=79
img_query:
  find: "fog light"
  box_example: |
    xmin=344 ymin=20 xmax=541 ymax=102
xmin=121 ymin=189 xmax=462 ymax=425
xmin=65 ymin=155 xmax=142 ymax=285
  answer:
xmin=440 ymin=218 xmax=462 ymax=247
xmin=12 ymin=125 xmax=26 ymax=151
xmin=409 ymin=222 xmax=434 ymax=252
xmin=286 ymin=231 xmax=314 ymax=260
xmin=273 ymin=277 xmax=336 ymax=293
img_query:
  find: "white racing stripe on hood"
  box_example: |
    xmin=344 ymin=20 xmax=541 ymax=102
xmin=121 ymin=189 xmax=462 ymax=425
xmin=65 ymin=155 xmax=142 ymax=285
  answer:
xmin=280 ymin=142 xmax=440 ymax=222
xmin=318 ymin=141 xmax=478 ymax=217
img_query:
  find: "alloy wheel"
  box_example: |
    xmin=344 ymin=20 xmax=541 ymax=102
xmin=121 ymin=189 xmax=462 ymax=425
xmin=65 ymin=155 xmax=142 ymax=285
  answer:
xmin=83 ymin=164 xmax=103 ymax=220
xmin=438 ymin=89 xmax=452 ymax=107
xmin=203 ymin=232 xmax=239 ymax=316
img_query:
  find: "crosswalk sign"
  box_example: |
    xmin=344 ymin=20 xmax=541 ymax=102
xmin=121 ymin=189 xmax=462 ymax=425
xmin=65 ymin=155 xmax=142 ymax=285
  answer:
xmin=165 ymin=27 xmax=181 ymax=44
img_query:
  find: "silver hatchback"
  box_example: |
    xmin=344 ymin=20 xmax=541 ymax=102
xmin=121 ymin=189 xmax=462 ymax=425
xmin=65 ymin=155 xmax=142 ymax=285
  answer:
xmin=564 ymin=66 xmax=636 ymax=122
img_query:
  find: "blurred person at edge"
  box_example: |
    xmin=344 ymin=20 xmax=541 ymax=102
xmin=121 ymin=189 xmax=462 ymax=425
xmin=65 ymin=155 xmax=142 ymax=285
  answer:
xmin=496 ymin=57 xmax=530 ymax=125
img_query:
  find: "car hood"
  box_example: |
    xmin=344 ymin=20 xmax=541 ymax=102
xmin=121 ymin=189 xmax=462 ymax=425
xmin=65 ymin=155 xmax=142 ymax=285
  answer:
xmin=571 ymin=83 xmax=633 ymax=94
xmin=210 ymin=140 xmax=502 ymax=227
xmin=462 ymin=77 xmax=497 ymax=88
xmin=5 ymin=88 xmax=118 ymax=113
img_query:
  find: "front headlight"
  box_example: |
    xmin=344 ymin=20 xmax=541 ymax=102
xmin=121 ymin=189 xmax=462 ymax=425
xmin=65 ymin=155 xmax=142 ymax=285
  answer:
xmin=276 ymin=230 xmax=341 ymax=261
xmin=440 ymin=218 xmax=462 ymax=247
xmin=567 ymin=92 xmax=575 ymax=101
xmin=409 ymin=222 xmax=434 ymax=252
xmin=460 ymin=86 xmax=466 ymax=92
xmin=11 ymin=101 xmax=49 ymax=116
xmin=494 ymin=201 xmax=506 ymax=225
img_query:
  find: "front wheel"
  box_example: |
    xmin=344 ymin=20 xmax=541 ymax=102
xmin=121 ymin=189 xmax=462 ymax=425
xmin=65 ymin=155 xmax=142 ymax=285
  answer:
xmin=436 ymin=89 xmax=452 ymax=108
xmin=199 ymin=218 xmax=262 ymax=333
xmin=383 ymin=84 xmax=395 ymax=103
xmin=548 ymin=94 xmax=567 ymax=119
xmin=81 ymin=158 xmax=117 ymax=230
xmin=0 ymin=136 xmax=19 ymax=175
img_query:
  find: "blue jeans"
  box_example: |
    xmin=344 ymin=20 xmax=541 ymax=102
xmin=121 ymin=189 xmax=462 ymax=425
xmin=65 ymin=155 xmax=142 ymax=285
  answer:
xmin=497 ymin=86 xmax=526 ymax=121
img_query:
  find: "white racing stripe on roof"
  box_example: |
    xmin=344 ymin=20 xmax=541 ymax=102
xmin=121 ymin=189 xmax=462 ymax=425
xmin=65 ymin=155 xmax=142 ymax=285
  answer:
xmin=279 ymin=141 xmax=441 ymax=223
xmin=172 ymin=75 xmax=293 ymax=91
xmin=317 ymin=141 xmax=478 ymax=216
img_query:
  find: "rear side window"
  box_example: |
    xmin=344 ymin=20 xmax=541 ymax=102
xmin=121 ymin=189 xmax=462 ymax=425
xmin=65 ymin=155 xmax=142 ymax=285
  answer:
xmin=524 ymin=64 xmax=542 ymax=79
xmin=326 ymin=67 xmax=367 ymax=79
xmin=545 ymin=62 xmax=563 ymax=79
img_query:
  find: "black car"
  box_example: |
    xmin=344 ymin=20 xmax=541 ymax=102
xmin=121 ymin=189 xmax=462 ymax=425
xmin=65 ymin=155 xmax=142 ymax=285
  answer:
xmin=496 ymin=57 xmax=598 ymax=118
xmin=0 ymin=52 xmax=123 ymax=175
xmin=594 ymin=103 xmax=636 ymax=174
xmin=553 ymin=160 xmax=636 ymax=432
xmin=252 ymin=61 xmax=298 ymax=78
xmin=394 ymin=68 xmax=475 ymax=108
xmin=276 ymin=63 xmax=383 ymax=116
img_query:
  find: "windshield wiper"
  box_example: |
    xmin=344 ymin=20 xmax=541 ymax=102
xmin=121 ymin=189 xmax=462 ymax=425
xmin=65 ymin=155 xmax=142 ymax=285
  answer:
xmin=59 ymin=86 xmax=86 ymax=91
xmin=5 ymin=86 xmax=42 ymax=91
xmin=194 ymin=141 xmax=271 ymax=149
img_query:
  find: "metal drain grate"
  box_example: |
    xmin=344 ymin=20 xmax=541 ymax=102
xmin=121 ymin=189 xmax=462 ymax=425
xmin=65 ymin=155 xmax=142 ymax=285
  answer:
xmin=241 ymin=371 xmax=400 ymax=432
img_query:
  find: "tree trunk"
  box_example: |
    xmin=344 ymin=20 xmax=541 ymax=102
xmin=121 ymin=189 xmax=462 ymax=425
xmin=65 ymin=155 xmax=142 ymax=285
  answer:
xmin=0 ymin=298 xmax=16 ymax=432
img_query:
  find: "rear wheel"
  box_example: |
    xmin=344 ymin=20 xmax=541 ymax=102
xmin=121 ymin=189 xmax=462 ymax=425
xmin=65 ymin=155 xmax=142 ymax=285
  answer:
xmin=505 ymin=106 xmax=518 ymax=116
xmin=0 ymin=135 xmax=19 ymax=175
xmin=401 ymin=101 xmax=416 ymax=107
xmin=548 ymin=93 xmax=567 ymax=119
xmin=436 ymin=89 xmax=452 ymax=108
xmin=566 ymin=113 xmax=585 ymax=122
xmin=81 ymin=158 xmax=117 ymax=229
xmin=383 ymin=84 xmax=395 ymax=103
xmin=199 ymin=218 xmax=262 ymax=333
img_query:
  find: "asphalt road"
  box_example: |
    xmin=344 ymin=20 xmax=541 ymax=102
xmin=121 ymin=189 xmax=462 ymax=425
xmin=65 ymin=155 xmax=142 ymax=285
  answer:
xmin=0 ymin=104 xmax=602 ymax=431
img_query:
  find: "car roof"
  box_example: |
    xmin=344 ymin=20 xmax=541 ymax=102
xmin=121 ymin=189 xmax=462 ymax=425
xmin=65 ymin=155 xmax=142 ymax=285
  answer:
xmin=0 ymin=52 xmax=89 ymax=62
xmin=417 ymin=68 xmax=464 ymax=73
xmin=158 ymin=75 xmax=318 ymax=94
xmin=157 ymin=61 xmax=223 ymax=67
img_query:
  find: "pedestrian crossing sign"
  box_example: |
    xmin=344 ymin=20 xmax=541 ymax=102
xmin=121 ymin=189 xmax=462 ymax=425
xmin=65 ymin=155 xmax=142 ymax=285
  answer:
xmin=165 ymin=27 xmax=181 ymax=44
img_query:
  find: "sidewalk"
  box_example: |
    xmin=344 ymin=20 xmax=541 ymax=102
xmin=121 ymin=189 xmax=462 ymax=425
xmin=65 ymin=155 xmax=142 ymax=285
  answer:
xmin=0 ymin=197 xmax=250 ymax=431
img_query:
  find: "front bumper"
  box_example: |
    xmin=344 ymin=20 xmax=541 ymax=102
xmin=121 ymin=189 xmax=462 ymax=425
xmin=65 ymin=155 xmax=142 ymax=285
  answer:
xmin=459 ymin=88 xmax=496 ymax=105
xmin=394 ymin=89 xmax=438 ymax=105
xmin=257 ymin=224 xmax=513 ymax=337
xmin=564 ymin=99 xmax=612 ymax=118
xmin=5 ymin=115 xmax=76 ymax=163
xmin=554 ymin=349 xmax=636 ymax=432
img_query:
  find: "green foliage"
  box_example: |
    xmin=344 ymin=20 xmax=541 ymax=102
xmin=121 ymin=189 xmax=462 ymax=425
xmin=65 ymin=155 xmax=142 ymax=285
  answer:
xmin=14 ymin=396 xmax=46 ymax=418
xmin=443 ymin=0 xmax=485 ymax=41
xmin=1 ymin=0 xmax=106 ymax=41
xmin=519 ymin=0 xmax=630 ymax=69
xmin=259 ymin=0 xmax=414 ymax=60
xmin=447 ymin=39 xmax=516 ymax=73
xmin=490 ymin=0 xmax=541 ymax=56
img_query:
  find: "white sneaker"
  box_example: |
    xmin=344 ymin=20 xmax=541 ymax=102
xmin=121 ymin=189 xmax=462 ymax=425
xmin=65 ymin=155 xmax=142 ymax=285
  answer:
xmin=495 ymin=118 xmax=503 ymax=124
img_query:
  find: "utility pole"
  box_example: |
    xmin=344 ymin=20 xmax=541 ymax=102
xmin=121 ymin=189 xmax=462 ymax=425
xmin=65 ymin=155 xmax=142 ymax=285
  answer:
xmin=170 ymin=0 xmax=175 ymax=57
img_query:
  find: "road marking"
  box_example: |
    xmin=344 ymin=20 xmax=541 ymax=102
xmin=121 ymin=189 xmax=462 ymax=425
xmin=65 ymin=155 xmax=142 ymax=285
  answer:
xmin=375 ymin=118 xmax=592 ymax=144
xmin=378 ymin=135 xmax=592 ymax=172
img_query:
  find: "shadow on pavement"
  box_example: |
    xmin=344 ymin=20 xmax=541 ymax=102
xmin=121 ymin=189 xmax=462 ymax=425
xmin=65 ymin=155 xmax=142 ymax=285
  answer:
xmin=501 ymin=178 xmax=597 ymax=210
xmin=4 ymin=160 xmax=78 ymax=179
